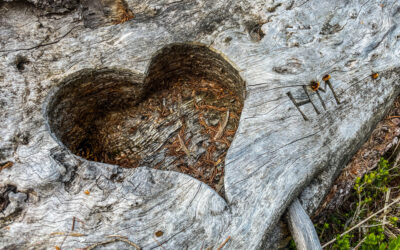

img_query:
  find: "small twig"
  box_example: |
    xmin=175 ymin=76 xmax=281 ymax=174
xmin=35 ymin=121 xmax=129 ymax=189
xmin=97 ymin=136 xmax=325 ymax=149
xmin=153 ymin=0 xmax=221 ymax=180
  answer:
xmin=387 ymin=116 xmax=400 ymax=119
xmin=388 ymin=140 xmax=400 ymax=161
xmin=360 ymin=222 xmax=390 ymax=228
xmin=382 ymin=188 xmax=391 ymax=230
xmin=177 ymin=134 xmax=191 ymax=158
xmin=72 ymin=217 xmax=76 ymax=231
xmin=322 ymin=196 xmax=400 ymax=248
xmin=85 ymin=239 xmax=118 ymax=250
xmin=350 ymin=187 xmax=363 ymax=226
xmin=384 ymin=227 xmax=397 ymax=239
xmin=352 ymin=236 xmax=366 ymax=250
xmin=214 ymin=110 xmax=230 ymax=140
xmin=85 ymin=236 xmax=140 ymax=250
xmin=106 ymin=235 xmax=128 ymax=239
xmin=177 ymin=93 xmax=183 ymax=116
xmin=0 ymin=161 xmax=13 ymax=172
xmin=61 ymin=216 xmax=77 ymax=248
xmin=217 ymin=236 xmax=231 ymax=250
xmin=50 ymin=232 xmax=87 ymax=237
xmin=394 ymin=149 xmax=400 ymax=167
xmin=110 ymin=237 xmax=141 ymax=249
xmin=67 ymin=233 xmax=86 ymax=237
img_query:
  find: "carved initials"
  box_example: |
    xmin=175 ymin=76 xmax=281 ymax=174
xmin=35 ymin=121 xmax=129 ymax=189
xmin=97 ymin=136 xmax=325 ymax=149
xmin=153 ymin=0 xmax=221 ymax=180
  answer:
xmin=287 ymin=80 xmax=340 ymax=121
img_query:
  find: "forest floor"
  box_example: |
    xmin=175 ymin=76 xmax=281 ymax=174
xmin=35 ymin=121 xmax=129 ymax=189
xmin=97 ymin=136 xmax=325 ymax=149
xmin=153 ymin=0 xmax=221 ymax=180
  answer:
xmin=308 ymin=96 xmax=400 ymax=249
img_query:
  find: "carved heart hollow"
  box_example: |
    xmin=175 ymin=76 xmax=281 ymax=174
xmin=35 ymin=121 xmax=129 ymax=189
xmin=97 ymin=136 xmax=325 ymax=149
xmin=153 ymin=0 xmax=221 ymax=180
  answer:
xmin=45 ymin=43 xmax=245 ymax=196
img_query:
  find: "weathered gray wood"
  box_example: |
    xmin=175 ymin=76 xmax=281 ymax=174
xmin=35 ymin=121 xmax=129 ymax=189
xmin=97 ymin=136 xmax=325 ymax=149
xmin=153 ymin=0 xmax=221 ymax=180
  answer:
xmin=1 ymin=0 xmax=400 ymax=249
xmin=288 ymin=198 xmax=322 ymax=250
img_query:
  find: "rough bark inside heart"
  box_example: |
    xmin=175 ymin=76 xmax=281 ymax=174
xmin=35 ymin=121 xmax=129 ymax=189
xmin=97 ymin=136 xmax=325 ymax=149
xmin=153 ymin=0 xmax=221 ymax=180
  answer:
xmin=46 ymin=43 xmax=245 ymax=196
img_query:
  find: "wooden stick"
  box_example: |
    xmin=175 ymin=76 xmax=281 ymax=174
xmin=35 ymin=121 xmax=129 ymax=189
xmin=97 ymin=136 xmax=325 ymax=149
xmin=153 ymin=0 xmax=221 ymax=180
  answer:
xmin=85 ymin=236 xmax=141 ymax=250
xmin=214 ymin=110 xmax=229 ymax=140
xmin=217 ymin=236 xmax=231 ymax=250
xmin=85 ymin=239 xmax=118 ymax=250
xmin=111 ymin=237 xmax=141 ymax=250
xmin=71 ymin=217 xmax=76 ymax=231
xmin=382 ymin=188 xmax=391 ymax=230
xmin=384 ymin=227 xmax=397 ymax=239
xmin=322 ymin=196 xmax=400 ymax=248
xmin=106 ymin=235 xmax=128 ymax=239
xmin=359 ymin=222 xmax=391 ymax=229
xmin=177 ymin=134 xmax=191 ymax=158
xmin=50 ymin=232 xmax=86 ymax=237
xmin=0 ymin=161 xmax=13 ymax=172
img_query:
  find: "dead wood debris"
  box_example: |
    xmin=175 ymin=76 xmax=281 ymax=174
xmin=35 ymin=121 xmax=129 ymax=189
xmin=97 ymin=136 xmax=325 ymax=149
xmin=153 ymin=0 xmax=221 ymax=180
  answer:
xmin=315 ymin=95 xmax=400 ymax=218
xmin=217 ymin=236 xmax=231 ymax=250
xmin=0 ymin=161 xmax=13 ymax=172
xmin=84 ymin=236 xmax=141 ymax=250
xmin=73 ymin=79 xmax=243 ymax=197
xmin=177 ymin=134 xmax=192 ymax=158
xmin=214 ymin=110 xmax=230 ymax=140
xmin=322 ymin=196 xmax=400 ymax=248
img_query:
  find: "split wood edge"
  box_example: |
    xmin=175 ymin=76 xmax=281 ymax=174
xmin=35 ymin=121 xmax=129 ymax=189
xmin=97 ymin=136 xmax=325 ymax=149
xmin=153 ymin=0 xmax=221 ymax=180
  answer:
xmin=288 ymin=198 xmax=322 ymax=250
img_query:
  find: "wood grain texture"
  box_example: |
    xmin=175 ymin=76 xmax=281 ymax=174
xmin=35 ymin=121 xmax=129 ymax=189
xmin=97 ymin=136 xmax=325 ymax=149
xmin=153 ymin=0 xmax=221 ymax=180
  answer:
xmin=288 ymin=198 xmax=322 ymax=250
xmin=0 ymin=0 xmax=400 ymax=249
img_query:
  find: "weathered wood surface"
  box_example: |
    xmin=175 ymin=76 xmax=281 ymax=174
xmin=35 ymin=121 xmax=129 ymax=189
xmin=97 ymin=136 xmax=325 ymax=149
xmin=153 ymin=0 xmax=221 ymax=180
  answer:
xmin=1 ymin=0 xmax=400 ymax=249
xmin=288 ymin=198 xmax=322 ymax=250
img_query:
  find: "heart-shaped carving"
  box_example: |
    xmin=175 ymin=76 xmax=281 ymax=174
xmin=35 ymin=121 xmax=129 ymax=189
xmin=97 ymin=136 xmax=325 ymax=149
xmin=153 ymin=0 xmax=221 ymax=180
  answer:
xmin=45 ymin=43 xmax=245 ymax=196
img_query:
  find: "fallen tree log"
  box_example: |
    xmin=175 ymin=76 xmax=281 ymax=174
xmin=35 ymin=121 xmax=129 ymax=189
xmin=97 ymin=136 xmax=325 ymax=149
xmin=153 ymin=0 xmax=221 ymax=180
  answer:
xmin=1 ymin=0 xmax=400 ymax=249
